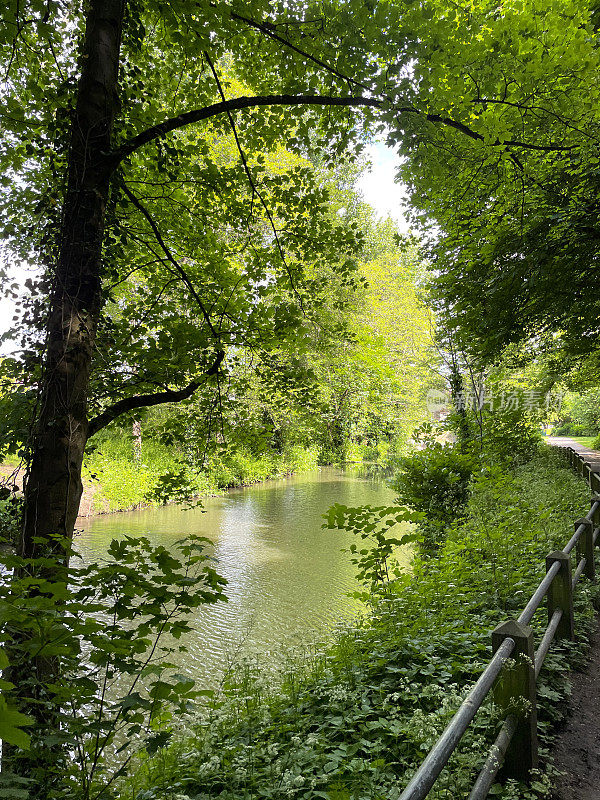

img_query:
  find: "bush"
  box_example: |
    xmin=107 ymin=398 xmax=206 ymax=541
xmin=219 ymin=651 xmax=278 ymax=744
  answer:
xmin=553 ymin=423 xmax=597 ymax=437
xmin=480 ymin=405 xmax=542 ymax=467
xmin=393 ymin=441 xmax=475 ymax=552
xmin=83 ymin=431 xmax=322 ymax=512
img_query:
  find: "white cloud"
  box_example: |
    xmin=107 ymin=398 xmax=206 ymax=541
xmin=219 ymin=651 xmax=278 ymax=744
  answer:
xmin=356 ymin=141 xmax=410 ymax=233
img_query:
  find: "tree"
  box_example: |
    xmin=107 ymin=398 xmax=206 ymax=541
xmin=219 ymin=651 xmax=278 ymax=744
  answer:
xmin=3 ymin=0 xmax=581 ymax=561
xmin=1 ymin=0 xmax=400 ymax=786
xmin=388 ymin=0 xmax=600 ymax=372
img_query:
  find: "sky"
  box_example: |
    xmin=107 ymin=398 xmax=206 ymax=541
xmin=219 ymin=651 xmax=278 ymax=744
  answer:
xmin=356 ymin=141 xmax=409 ymax=233
xmin=0 ymin=142 xmax=407 ymax=353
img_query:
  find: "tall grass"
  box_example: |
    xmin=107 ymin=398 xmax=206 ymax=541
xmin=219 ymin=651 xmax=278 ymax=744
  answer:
xmin=83 ymin=434 xmax=320 ymax=513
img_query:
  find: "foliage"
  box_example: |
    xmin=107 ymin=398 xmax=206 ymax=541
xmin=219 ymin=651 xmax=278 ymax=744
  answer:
xmin=389 ymin=397 xmax=543 ymax=554
xmin=0 ymin=647 xmax=33 ymax=750
xmin=84 ymin=433 xmax=207 ymax=513
xmin=552 ymin=389 xmax=600 ymax=437
xmin=312 ymin=238 xmax=437 ymax=462
xmin=323 ymin=504 xmax=419 ymax=595
xmin=393 ymin=437 xmax=476 ymax=552
xmin=130 ymin=447 xmax=597 ymax=800
xmin=553 ymin=423 xmax=597 ymax=438
xmin=81 ymin=430 xmax=322 ymax=514
xmin=0 ymin=535 xmax=227 ymax=799
xmin=389 ymin=0 xmax=600 ymax=377
xmin=479 ymin=404 xmax=542 ymax=468
xmin=0 ymin=489 xmax=22 ymax=547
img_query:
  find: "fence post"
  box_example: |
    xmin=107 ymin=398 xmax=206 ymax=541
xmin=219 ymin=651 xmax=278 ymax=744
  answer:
xmin=491 ymin=620 xmax=538 ymax=782
xmin=575 ymin=518 xmax=595 ymax=580
xmin=591 ymin=493 xmax=600 ymax=527
xmin=546 ymin=551 xmax=575 ymax=639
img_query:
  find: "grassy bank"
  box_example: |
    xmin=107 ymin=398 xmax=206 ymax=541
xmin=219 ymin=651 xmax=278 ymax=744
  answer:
xmin=81 ymin=436 xmax=321 ymax=514
xmin=570 ymin=436 xmax=597 ymax=449
xmin=126 ymin=445 xmax=599 ymax=800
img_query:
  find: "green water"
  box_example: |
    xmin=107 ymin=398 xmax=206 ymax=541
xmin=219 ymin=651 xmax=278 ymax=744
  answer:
xmin=76 ymin=466 xmax=408 ymax=687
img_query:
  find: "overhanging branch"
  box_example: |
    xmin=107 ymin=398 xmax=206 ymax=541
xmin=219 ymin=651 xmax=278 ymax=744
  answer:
xmin=108 ymin=94 xmax=382 ymax=168
xmin=107 ymin=93 xmax=574 ymax=176
xmin=87 ymin=350 xmax=225 ymax=438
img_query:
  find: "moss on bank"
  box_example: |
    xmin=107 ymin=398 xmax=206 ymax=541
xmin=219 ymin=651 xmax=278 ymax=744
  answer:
xmin=126 ymin=446 xmax=599 ymax=800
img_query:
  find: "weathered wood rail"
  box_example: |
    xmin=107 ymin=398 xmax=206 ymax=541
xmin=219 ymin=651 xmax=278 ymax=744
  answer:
xmin=399 ymin=444 xmax=600 ymax=800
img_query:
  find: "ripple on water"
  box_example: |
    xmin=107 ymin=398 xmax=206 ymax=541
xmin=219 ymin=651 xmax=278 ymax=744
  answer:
xmin=76 ymin=467 xmax=411 ymax=688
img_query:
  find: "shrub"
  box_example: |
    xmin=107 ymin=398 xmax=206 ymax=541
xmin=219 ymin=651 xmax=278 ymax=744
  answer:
xmin=83 ymin=431 xmax=321 ymax=512
xmin=480 ymin=405 xmax=542 ymax=467
xmin=393 ymin=441 xmax=475 ymax=552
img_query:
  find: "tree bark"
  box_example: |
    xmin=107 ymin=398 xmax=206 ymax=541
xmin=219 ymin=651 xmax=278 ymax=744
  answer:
xmin=3 ymin=0 xmax=125 ymax=790
xmin=21 ymin=0 xmax=124 ymax=564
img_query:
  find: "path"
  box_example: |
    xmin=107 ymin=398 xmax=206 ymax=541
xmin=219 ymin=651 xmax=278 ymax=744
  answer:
xmin=547 ymin=435 xmax=600 ymax=474
xmin=546 ymin=437 xmax=600 ymax=799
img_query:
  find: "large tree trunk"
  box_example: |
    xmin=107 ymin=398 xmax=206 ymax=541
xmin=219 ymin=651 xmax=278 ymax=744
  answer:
xmin=4 ymin=0 xmax=125 ymax=790
xmin=22 ymin=0 xmax=123 ymax=562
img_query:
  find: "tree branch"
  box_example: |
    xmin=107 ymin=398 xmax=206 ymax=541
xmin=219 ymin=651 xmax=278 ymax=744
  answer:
xmin=108 ymin=95 xmax=382 ymax=168
xmin=121 ymin=183 xmax=221 ymax=341
xmin=108 ymin=93 xmax=573 ymax=176
xmin=87 ymin=351 xmax=225 ymax=438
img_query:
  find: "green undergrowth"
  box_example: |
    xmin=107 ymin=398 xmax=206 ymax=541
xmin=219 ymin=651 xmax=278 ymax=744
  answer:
xmin=82 ymin=435 xmax=320 ymax=513
xmin=124 ymin=446 xmax=599 ymax=800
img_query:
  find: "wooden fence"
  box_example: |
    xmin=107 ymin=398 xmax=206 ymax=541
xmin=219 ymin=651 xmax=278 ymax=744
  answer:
xmin=398 ymin=445 xmax=600 ymax=800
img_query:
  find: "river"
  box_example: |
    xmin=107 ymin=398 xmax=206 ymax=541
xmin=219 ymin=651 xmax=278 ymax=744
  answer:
xmin=76 ymin=466 xmax=407 ymax=688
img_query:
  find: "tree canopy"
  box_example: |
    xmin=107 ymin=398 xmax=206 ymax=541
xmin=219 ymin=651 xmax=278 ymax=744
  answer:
xmin=391 ymin=0 xmax=600 ymax=376
xmin=1 ymin=0 xmax=599 ymax=792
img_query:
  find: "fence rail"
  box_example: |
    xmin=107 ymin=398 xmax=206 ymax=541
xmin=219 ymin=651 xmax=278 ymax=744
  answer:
xmin=399 ymin=445 xmax=600 ymax=800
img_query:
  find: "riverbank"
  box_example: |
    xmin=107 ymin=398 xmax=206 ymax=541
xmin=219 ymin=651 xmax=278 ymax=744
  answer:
xmin=0 ymin=444 xmax=323 ymax=517
xmin=130 ymin=445 xmax=600 ymax=800
xmin=78 ymin=445 xmax=320 ymax=517
xmin=0 ymin=440 xmax=394 ymax=519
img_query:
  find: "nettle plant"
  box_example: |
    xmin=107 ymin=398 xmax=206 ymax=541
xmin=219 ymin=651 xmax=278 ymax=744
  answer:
xmin=0 ymin=533 xmax=226 ymax=799
xmin=323 ymin=504 xmax=419 ymax=597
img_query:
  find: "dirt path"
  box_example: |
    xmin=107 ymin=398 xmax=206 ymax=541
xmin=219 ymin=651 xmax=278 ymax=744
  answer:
xmin=547 ymin=437 xmax=600 ymax=799
xmin=551 ymin=614 xmax=600 ymax=800
xmin=546 ymin=435 xmax=600 ymax=473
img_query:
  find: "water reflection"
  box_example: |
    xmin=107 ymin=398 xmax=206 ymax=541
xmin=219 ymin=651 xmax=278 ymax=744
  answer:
xmin=76 ymin=467 xmax=408 ymax=687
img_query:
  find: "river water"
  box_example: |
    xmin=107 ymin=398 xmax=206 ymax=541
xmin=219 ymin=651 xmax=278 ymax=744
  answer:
xmin=76 ymin=466 xmax=406 ymax=688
